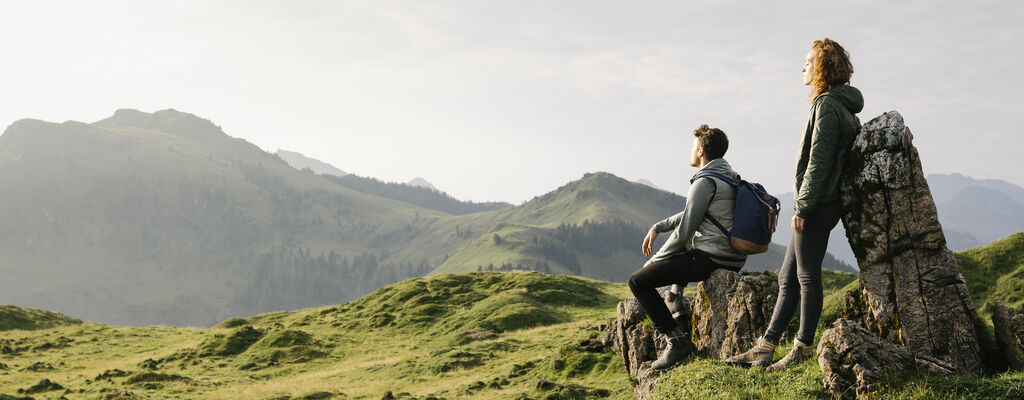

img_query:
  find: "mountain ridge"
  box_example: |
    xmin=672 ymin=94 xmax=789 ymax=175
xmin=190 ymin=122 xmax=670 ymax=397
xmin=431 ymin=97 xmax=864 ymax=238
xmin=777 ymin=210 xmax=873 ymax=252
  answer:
xmin=0 ymin=109 xmax=856 ymax=327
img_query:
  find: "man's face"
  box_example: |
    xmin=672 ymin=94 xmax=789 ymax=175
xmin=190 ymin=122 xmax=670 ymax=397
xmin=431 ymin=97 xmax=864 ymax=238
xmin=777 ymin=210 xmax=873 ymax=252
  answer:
xmin=689 ymin=138 xmax=701 ymax=167
xmin=802 ymin=49 xmax=816 ymax=86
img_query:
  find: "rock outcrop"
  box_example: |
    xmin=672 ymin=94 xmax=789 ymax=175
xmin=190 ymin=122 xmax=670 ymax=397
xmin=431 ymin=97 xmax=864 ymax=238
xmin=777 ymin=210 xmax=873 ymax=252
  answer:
xmin=818 ymin=319 xmax=958 ymax=398
xmin=692 ymin=270 xmax=778 ymax=358
xmin=605 ymin=270 xmax=777 ymax=400
xmin=604 ymin=289 xmax=688 ymax=400
xmin=991 ymin=301 xmax=1024 ymax=370
xmin=819 ymin=111 xmax=983 ymax=398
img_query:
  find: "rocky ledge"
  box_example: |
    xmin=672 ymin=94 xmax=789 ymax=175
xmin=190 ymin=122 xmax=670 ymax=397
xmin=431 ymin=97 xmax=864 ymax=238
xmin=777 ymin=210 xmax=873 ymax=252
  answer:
xmin=603 ymin=270 xmax=777 ymax=400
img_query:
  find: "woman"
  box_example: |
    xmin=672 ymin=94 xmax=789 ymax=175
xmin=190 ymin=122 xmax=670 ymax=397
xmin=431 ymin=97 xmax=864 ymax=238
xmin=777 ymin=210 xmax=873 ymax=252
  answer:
xmin=726 ymin=38 xmax=863 ymax=371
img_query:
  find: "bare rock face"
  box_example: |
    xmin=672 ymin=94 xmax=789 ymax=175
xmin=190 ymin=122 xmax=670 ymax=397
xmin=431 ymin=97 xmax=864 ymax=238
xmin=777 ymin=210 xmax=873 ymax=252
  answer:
xmin=818 ymin=319 xmax=958 ymax=399
xmin=991 ymin=301 xmax=1024 ymax=370
xmin=819 ymin=111 xmax=983 ymax=397
xmin=605 ymin=271 xmax=777 ymax=399
xmin=692 ymin=270 xmax=777 ymax=358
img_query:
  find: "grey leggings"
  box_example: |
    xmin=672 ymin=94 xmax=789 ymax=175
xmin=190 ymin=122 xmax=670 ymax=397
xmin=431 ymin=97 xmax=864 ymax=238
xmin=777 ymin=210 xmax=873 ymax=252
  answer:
xmin=763 ymin=200 xmax=842 ymax=345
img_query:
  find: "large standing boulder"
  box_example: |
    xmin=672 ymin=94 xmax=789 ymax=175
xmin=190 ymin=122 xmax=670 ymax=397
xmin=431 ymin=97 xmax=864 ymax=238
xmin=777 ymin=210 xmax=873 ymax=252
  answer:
xmin=819 ymin=111 xmax=983 ymax=397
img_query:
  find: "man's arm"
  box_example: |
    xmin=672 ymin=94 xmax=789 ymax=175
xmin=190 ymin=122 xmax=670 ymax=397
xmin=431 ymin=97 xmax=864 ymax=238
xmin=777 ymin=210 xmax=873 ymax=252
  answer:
xmin=677 ymin=177 xmax=716 ymax=242
xmin=651 ymin=211 xmax=685 ymax=234
xmin=642 ymin=178 xmax=716 ymax=255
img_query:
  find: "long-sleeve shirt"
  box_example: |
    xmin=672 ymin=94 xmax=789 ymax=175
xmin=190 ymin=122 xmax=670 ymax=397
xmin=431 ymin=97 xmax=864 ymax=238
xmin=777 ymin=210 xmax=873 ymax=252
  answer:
xmin=648 ymin=158 xmax=747 ymax=269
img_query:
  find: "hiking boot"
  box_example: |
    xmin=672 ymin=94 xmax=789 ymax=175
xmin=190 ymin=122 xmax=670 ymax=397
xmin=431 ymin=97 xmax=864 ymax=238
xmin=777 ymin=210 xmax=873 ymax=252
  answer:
xmin=651 ymin=327 xmax=691 ymax=371
xmin=766 ymin=338 xmax=814 ymax=372
xmin=724 ymin=337 xmax=776 ymax=367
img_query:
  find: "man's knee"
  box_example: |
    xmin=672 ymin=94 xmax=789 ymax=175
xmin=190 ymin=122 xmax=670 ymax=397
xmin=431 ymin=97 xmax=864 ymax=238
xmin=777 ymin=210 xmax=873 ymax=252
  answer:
xmin=628 ymin=268 xmax=647 ymax=292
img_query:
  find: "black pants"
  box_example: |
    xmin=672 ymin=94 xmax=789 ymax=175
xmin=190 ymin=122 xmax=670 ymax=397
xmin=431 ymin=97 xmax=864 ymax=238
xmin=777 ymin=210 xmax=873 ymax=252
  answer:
xmin=628 ymin=249 xmax=735 ymax=334
xmin=763 ymin=200 xmax=843 ymax=345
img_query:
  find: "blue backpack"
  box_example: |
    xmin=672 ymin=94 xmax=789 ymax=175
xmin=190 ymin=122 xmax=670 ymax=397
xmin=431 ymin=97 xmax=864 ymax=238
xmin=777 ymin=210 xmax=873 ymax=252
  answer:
xmin=691 ymin=172 xmax=781 ymax=254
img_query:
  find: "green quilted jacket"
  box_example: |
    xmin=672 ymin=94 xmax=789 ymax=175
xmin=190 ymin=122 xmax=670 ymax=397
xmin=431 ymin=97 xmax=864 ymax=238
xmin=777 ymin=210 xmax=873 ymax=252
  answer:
xmin=794 ymin=84 xmax=864 ymax=218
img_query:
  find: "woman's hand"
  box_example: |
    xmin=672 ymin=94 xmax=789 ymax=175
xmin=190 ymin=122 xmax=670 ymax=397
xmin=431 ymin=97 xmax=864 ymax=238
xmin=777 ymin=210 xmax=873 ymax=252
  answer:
xmin=642 ymin=229 xmax=658 ymax=257
xmin=792 ymin=215 xmax=805 ymax=234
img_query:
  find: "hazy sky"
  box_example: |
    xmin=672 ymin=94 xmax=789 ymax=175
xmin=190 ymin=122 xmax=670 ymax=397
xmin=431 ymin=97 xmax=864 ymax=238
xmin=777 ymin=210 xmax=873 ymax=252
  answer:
xmin=2 ymin=0 xmax=1022 ymax=203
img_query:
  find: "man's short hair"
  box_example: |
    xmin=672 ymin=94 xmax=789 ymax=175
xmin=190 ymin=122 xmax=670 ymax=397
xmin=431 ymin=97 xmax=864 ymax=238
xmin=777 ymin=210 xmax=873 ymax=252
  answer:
xmin=694 ymin=124 xmax=728 ymax=160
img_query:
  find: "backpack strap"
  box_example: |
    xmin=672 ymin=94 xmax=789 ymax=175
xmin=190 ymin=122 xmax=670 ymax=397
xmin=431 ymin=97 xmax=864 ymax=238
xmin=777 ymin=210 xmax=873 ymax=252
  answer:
xmin=689 ymin=171 xmax=739 ymax=187
xmin=689 ymin=172 xmax=737 ymax=237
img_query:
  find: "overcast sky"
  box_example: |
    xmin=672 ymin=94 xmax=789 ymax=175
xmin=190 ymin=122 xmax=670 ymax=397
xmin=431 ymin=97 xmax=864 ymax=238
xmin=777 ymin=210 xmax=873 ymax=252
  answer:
xmin=2 ymin=0 xmax=1021 ymax=203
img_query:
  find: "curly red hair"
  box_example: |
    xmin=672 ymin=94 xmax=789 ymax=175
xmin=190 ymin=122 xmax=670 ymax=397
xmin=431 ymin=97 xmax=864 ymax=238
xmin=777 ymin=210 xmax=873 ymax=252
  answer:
xmin=809 ymin=38 xmax=854 ymax=100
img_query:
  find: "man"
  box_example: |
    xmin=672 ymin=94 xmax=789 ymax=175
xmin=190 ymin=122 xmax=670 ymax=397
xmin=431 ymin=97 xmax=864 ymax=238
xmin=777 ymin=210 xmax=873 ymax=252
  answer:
xmin=628 ymin=124 xmax=747 ymax=371
xmin=726 ymin=38 xmax=862 ymax=371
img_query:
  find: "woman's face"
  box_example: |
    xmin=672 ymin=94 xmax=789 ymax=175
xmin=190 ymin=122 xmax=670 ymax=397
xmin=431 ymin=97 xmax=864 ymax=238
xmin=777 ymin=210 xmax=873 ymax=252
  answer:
xmin=802 ymin=49 xmax=816 ymax=86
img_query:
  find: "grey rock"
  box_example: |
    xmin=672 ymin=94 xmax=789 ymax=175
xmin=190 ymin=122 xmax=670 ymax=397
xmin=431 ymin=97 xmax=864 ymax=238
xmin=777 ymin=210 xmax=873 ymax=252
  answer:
xmin=821 ymin=111 xmax=983 ymax=398
xmin=605 ymin=288 xmax=691 ymax=400
xmin=991 ymin=301 xmax=1024 ymax=370
xmin=692 ymin=270 xmax=777 ymax=359
xmin=818 ymin=319 xmax=958 ymax=399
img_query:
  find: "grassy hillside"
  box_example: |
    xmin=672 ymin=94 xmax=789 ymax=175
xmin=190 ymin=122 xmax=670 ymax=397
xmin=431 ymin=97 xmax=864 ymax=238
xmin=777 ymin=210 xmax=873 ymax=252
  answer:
xmin=5 ymin=266 xmax=1019 ymax=400
xmin=0 ymin=272 xmax=632 ymax=400
xmin=0 ymin=305 xmax=80 ymax=332
xmin=0 ymin=109 xmax=468 ymax=327
xmin=956 ymin=232 xmax=1024 ymax=316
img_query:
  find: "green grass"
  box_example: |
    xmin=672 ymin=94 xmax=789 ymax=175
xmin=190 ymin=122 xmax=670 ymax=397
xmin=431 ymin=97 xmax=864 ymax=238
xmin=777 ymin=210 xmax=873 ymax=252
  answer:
xmin=655 ymin=347 xmax=1024 ymax=400
xmin=3 ymin=235 xmax=1021 ymax=400
xmin=869 ymin=369 xmax=1024 ymax=399
xmin=956 ymin=232 xmax=1024 ymax=316
xmin=655 ymin=353 xmax=829 ymax=399
xmin=0 ymin=272 xmax=634 ymax=400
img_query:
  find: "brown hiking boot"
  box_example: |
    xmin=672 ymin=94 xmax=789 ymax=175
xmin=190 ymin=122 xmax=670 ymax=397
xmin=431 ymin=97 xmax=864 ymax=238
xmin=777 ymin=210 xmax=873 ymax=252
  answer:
xmin=766 ymin=338 xmax=814 ymax=372
xmin=724 ymin=337 xmax=776 ymax=367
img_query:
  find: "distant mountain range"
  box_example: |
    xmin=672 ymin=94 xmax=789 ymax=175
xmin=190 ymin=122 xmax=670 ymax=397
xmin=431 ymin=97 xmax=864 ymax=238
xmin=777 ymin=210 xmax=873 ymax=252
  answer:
xmin=276 ymin=149 xmax=439 ymax=190
xmin=322 ymin=174 xmax=513 ymax=216
xmin=0 ymin=109 xmax=849 ymax=327
xmin=636 ymin=178 xmax=664 ymax=191
xmin=771 ymin=173 xmax=1024 ymax=267
xmin=275 ymin=149 xmax=348 ymax=177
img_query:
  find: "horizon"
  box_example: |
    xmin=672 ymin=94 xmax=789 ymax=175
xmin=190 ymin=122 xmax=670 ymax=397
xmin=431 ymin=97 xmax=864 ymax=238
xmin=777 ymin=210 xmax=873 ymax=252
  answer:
xmin=2 ymin=1 xmax=1022 ymax=203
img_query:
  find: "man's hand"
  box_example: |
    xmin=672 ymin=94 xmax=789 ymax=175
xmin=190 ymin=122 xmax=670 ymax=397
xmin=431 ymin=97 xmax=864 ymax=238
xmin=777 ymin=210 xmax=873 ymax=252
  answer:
xmin=642 ymin=228 xmax=658 ymax=257
xmin=792 ymin=215 xmax=805 ymax=234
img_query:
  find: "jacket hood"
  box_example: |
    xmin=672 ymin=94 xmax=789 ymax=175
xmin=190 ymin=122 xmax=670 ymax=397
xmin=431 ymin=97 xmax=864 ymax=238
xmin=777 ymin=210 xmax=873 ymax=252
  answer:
xmin=822 ymin=84 xmax=864 ymax=114
xmin=691 ymin=158 xmax=737 ymax=181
